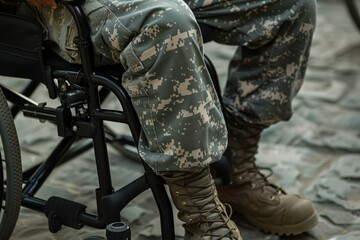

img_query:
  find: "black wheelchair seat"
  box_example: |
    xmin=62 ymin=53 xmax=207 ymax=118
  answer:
xmin=43 ymin=49 xmax=125 ymax=81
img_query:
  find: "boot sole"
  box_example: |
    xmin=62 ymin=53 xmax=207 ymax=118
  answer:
xmin=244 ymin=211 xmax=318 ymax=236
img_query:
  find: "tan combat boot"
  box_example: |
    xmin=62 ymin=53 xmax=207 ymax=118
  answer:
xmin=217 ymin=110 xmax=318 ymax=236
xmin=163 ymin=167 xmax=242 ymax=240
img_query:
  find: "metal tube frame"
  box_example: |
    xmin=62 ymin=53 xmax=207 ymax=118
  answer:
xmin=2 ymin=0 xmax=176 ymax=238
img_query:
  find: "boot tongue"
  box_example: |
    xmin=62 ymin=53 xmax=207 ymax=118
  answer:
xmin=232 ymin=161 xmax=283 ymax=195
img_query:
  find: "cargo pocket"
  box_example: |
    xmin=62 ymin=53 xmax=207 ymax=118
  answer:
xmin=120 ymin=42 xmax=148 ymax=98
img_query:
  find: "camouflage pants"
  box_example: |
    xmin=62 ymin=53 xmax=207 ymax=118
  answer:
xmin=36 ymin=0 xmax=316 ymax=174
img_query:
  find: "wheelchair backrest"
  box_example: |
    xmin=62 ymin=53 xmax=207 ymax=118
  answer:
xmin=0 ymin=12 xmax=57 ymax=98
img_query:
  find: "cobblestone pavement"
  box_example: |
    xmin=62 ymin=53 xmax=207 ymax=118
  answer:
xmin=3 ymin=0 xmax=360 ymax=239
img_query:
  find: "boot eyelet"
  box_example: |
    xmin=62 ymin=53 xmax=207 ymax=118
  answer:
xmin=251 ymin=183 xmax=256 ymax=189
xmin=269 ymin=196 xmax=275 ymax=201
xmin=182 ymin=202 xmax=187 ymax=206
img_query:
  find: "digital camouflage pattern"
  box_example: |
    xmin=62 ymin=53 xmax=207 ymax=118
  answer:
xmin=34 ymin=0 xmax=316 ymax=174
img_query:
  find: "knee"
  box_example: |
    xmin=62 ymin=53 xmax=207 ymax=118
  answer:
xmin=145 ymin=1 xmax=201 ymax=35
xmin=122 ymin=1 xmax=203 ymax=70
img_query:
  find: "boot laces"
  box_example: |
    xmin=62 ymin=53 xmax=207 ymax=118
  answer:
xmin=200 ymin=202 xmax=235 ymax=239
xmin=181 ymin=180 xmax=237 ymax=239
xmin=238 ymin=158 xmax=284 ymax=199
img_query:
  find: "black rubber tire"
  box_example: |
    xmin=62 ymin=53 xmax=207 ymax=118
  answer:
xmin=345 ymin=0 xmax=360 ymax=31
xmin=0 ymin=86 xmax=22 ymax=240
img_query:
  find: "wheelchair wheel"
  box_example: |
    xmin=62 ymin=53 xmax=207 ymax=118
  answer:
xmin=345 ymin=0 xmax=360 ymax=31
xmin=0 ymin=87 xmax=22 ymax=240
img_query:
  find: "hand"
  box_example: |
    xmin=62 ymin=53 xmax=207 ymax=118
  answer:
xmin=26 ymin=0 xmax=57 ymax=9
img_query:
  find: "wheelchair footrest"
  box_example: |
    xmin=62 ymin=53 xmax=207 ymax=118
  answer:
xmin=44 ymin=196 xmax=87 ymax=233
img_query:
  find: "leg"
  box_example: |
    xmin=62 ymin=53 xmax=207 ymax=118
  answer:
xmin=36 ymin=0 xmax=242 ymax=238
xmin=189 ymin=0 xmax=318 ymax=235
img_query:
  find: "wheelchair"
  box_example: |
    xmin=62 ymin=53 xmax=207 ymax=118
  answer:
xmin=0 ymin=1 xmax=230 ymax=239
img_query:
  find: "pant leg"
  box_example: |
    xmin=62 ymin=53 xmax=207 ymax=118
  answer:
xmin=37 ymin=0 xmax=228 ymax=174
xmin=187 ymin=0 xmax=317 ymax=127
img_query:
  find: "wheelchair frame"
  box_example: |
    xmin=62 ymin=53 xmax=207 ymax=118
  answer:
xmin=0 ymin=0 xmax=225 ymax=239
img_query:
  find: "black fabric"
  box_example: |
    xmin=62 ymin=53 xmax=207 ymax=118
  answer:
xmin=0 ymin=12 xmax=45 ymax=82
xmin=0 ymin=0 xmax=19 ymax=14
xmin=198 ymin=22 xmax=214 ymax=43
